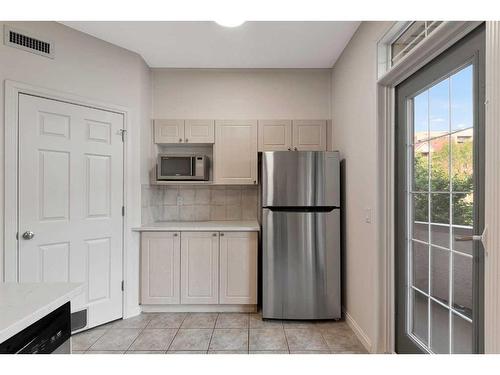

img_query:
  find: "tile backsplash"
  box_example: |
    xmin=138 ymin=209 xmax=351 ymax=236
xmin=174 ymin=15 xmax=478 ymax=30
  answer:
xmin=142 ymin=184 xmax=259 ymax=224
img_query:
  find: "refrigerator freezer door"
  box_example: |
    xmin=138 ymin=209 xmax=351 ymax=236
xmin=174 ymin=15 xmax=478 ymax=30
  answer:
xmin=262 ymin=151 xmax=340 ymax=207
xmin=262 ymin=208 xmax=341 ymax=320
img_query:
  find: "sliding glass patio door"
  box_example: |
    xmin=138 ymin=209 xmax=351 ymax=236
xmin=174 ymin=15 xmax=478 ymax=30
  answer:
xmin=395 ymin=24 xmax=485 ymax=354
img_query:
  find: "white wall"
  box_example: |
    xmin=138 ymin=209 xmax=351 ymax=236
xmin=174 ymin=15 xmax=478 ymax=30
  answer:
xmin=152 ymin=68 xmax=332 ymax=119
xmin=331 ymin=21 xmax=392 ymax=352
xmin=0 ymin=21 xmax=151 ymax=316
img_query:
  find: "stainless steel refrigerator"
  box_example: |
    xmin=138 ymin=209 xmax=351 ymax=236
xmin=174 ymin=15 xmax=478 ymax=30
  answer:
xmin=261 ymin=151 xmax=341 ymax=320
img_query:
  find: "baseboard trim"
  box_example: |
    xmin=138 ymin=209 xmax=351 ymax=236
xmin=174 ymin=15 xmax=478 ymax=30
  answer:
xmin=344 ymin=310 xmax=373 ymax=353
xmin=141 ymin=304 xmax=258 ymax=313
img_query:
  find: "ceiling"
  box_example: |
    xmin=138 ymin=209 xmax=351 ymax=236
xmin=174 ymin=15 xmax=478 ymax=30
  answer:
xmin=60 ymin=21 xmax=360 ymax=68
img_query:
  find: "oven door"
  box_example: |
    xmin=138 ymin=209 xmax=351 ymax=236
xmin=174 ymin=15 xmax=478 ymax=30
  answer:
xmin=157 ymin=156 xmax=195 ymax=180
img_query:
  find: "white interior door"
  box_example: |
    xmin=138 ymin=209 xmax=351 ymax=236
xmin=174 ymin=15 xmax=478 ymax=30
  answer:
xmin=18 ymin=94 xmax=124 ymax=329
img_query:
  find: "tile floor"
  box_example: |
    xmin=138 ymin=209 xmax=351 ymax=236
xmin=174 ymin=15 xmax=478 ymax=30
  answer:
xmin=72 ymin=312 xmax=367 ymax=354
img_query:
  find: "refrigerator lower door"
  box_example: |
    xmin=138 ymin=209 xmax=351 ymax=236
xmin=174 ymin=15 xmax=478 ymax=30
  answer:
xmin=262 ymin=208 xmax=341 ymax=320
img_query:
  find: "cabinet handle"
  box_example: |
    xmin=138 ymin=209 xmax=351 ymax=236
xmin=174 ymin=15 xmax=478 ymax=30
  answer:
xmin=178 ymin=138 xmax=182 ymax=143
xmin=287 ymin=147 xmax=291 ymax=151
xmin=185 ymin=138 xmax=188 ymax=142
xmin=173 ymin=233 xmax=178 ymax=237
xmin=220 ymin=233 xmax=225 ymax=237
xmin=253 ymin=180 xmax=256 ymax=184
xmin=212 ymin=233 xmax=218 ymax=237
xmin=294 ymin=147 xmax=298 ymax=151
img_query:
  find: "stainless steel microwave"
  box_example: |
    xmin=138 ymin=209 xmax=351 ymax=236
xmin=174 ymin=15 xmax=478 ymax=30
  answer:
xmin=157 ymin=154 xmax=209 ymax=181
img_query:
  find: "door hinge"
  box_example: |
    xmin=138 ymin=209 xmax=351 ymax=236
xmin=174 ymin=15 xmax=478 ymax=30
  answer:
xmin=122 ymin=206 xmax=125 ymax=216
xmin=119 ymin=129 xmax=127 ymax=142
xmin=121 ymin=280 xmax=124 ymax=291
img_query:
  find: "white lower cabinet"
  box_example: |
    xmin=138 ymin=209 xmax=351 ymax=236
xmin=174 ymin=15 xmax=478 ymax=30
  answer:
xmin=140 ymin=230 xmax=258 ymax=307
xmin=141 ymin=232 xmax=181 ymax=304
xmin=219 ymin=232 xmax=257 ymax=304
xmin=180 ymin=232 xmax=219 ymax=304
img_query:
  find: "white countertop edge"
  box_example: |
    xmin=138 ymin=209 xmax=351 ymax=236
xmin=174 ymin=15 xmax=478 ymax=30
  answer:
xmin=0 ymin=283 xmax=84 ymax=343
xmin=132 ymin=220 xmax=260 ymax=232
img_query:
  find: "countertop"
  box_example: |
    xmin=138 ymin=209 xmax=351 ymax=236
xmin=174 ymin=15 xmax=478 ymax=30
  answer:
xmin=133 ymin=220 xmax=260 ymax=232
xmin=0 ymin=283 xmax=84 ymax=343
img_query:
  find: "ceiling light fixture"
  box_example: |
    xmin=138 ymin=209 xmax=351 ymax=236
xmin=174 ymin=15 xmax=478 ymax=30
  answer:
xmin=214 ymin=20 xmax=246 ymax=28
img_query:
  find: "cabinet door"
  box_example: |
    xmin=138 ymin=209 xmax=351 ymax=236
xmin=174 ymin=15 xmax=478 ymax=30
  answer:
xmin=154 ymin=119 xmax=185 ymax=144
xmin=184 ymin=120 xmax=215 ymax=143
xmin=214 ymin=120 xmax=258 ymax=185
xmin=180 ymin=232 xmax=219 ymax=304
xmin=219 ymin=232 xmax=258 ymax=304
xmin=258 ymin=120 xmax=292 ymax=151
xmin=292 ymin=120 xmax=327 ymax=151
xmin=141 ymin=232 xmax=181 ymax=304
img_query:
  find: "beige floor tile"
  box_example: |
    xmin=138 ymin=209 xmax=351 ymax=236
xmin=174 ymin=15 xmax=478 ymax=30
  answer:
xmin=90 ymin=328 xmax=141 ymax=351
xmin=209 ymin=329 xmax=248 ymax=351
xmin=125 ymin=350 xmax=166 ymax=354
xmin=290 ymin=350 xmax=331 ymax=354
xmin=314 ymin=320 xmax=350 ymax=330
xmin=285 ymin=328 xmax=329 ymax=351
xmin=208 ymin=350 xmax=248 ymax=354
xmin=109 ymin=314 xmax=152 ymax=329
xmin=282 ymin=320 xmax=318 ymax=329
xmin=167 ymin=350 xmax=207 ymax=354
xmin=147 ymin=313 xmax=187 ymax=329
xmin=322 ymin=330 xmax=364 ymax=352
xmin=129 ymin=328 xmax=177 ymax=351
xmin=169 ymin=329 xmax=213 ymax=351
xmin=249 ymin=350 xmax=289 ymax=354
xmin=249 ymin=328 xmax=288 ymax=351
xmin=215 ymin=313 xmax=249 ymax=328
xmin=249 ymin=313 xmax=283 ymax=329
xmin=85 ymin=350 xmax=126 ymax=354
xmin=181 ymin=313 xmax=218 ymax=329
xmin=314 ymin=320 xmax=352 ymax=335
xmin=72 ymin=329 xmax=107 ymax=351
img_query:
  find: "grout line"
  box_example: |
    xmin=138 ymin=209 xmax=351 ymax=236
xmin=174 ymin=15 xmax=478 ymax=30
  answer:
xmin=206 ymin=313 xmax=219 ymax=351
xmin=166 ymin=313 xmax=189 ymax=352
xmin=282 ymin=325 xmax=291 ymax=353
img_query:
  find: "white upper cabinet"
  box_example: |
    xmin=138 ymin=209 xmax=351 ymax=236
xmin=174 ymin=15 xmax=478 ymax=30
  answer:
xmin=258 ymin=120 xmax=292 ymax=151
xmin=214 ymin=120 xmax=258 ymax=185
xmin=141 ymin=232 xmax=181 ymax=305
xmin=219 ymin=232 xmax=258 ymax=304
xmin=180 ymin=232 xmax=219 ymax=304
xmin=154 ymin=119 xmax=215 ymax=144
xmin=292 ymin=120 xmax=327 ymax=151
xmin=184 ymin=120 xmax=215 ymax=143
xmin=154 ymin=119 xmax=185 ymax=144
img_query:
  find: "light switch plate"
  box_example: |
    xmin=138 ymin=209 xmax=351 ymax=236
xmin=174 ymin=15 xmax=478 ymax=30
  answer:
xmin=364 ymin=208 xmax=372 ymax=223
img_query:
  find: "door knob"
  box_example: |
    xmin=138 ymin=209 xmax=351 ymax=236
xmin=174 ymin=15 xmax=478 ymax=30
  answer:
xmin=22 ymin=231 xmax=35 ymax=240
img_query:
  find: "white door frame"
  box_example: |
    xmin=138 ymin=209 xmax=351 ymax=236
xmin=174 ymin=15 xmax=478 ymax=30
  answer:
xmin=375 ymin=21 xmax=500 ymax=353
xmin=3 ymin=79 xmax=136 ymax=320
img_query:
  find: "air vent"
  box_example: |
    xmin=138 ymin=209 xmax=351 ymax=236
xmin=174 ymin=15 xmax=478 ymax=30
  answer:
xmin=3 ymin=25 xmax=54 ymax=58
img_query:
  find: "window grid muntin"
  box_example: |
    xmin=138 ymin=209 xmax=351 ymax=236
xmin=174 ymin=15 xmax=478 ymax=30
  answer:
xmin=406 ymin=63 xmax=474 ymax=354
